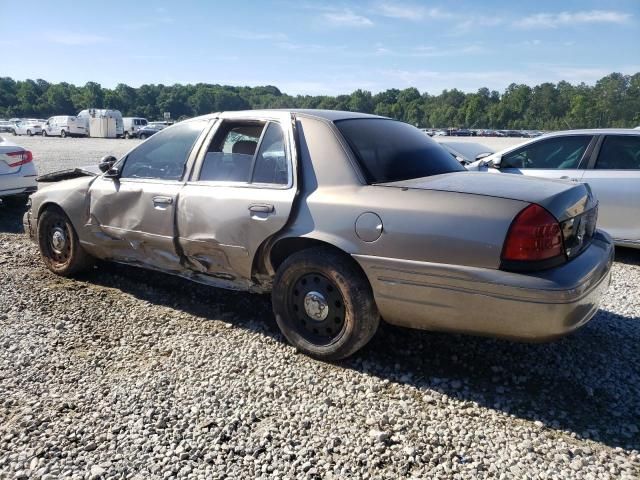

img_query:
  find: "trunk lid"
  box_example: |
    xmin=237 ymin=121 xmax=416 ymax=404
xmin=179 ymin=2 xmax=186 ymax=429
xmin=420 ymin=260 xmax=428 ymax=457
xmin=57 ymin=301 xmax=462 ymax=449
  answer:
xmin=380 ymin=171 xmax=599 ymax=260
xmin=379 ymin=172 xmax=595 ymax=223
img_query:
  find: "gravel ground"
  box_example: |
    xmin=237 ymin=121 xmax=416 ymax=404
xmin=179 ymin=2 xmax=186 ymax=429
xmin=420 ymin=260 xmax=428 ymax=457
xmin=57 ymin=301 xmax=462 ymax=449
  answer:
xmin=0 ymin=136 xmax=638 ymax=479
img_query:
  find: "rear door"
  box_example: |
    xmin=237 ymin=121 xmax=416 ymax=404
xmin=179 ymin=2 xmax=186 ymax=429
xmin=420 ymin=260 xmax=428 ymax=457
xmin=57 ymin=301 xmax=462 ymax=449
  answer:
xmin=176 ymin=112 xmax=297 ymax=285
xmin=499 ymin=135 xmax=595 ymax=182
xmin=581 ymin=134 xmax=640 ymax=244
xmin=87 ymin=119 xmax=210 ymax=269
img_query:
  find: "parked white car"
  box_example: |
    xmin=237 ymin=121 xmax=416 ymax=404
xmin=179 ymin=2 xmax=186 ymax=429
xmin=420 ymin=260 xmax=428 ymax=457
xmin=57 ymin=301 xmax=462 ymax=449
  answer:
xmin=467 ymin=129 xmax=640 ymax=248
xmin=0 ymin=136 xmax=37 ymax=205
xmin=13 ymin=121 xmax=42 ymax=136
xmin=122 ymin=117 xmax=148 ymax=139
xmin=42 ymin=115 xmax=87 ymax=138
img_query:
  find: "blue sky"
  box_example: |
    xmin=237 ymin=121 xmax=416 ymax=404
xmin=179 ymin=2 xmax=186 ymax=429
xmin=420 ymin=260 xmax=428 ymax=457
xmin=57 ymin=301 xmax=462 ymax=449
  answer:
xmin=2 ymin=0 xmax=639 ymax=95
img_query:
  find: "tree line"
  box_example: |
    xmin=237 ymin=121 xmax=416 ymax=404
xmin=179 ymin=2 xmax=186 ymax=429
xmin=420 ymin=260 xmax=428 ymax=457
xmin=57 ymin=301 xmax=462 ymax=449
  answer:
xmin=1 ymin=72 xmax=638 ymax=129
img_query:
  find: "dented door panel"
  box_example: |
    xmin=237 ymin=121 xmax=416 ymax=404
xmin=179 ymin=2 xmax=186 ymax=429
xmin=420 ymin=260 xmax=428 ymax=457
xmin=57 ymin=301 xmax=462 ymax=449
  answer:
xmin=87 ymin=176 xmax=183 ymax=270
xmin=176 ymin=184 xmax=295 ymax=282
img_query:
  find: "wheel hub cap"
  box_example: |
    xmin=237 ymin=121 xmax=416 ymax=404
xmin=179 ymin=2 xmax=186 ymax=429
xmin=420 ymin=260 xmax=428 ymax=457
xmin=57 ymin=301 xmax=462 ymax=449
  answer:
xmin=51 ymin=227 xmax=67 ymax=254
xmin=303 ymin=291 xmax=329 ymax=321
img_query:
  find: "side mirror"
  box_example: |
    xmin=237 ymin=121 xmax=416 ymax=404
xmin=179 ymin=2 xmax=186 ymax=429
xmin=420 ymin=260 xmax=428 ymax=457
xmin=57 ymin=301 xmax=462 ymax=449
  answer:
xmin=103 ymin=166 xmax=120 ymax=179
xmin=483 ymin=156 xmax=501 ymax=169
xmin=98 ymin=155 xmax=117 ymax=173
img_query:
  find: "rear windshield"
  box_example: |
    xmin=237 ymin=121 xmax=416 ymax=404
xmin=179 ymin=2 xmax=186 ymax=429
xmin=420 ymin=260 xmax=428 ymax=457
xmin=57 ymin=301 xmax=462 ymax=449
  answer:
xmin=335 ymin=118 xmax=465 ymax=183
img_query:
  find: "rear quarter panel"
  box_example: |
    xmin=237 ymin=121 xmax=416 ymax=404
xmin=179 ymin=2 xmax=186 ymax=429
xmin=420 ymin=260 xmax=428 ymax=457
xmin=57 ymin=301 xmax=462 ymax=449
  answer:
xmin=282 ymin=115 xmax=528 ymax=270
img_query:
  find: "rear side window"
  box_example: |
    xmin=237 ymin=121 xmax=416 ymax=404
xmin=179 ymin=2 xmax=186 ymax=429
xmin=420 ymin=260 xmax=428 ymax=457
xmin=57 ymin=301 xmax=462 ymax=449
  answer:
xmin=120 ymin=120 xmax=206 ymax=180
xmin=501 ymin=136 xmax=592 ymax=169
xmin=199 ymin=122 xmax=264 ymax=183
xmin=252 ymin=123 xmax=288 ymax=185
xmin=595 ymin=135 xmax=640 ymax=170
xmin=334 ymin=119 xmax=464 ymax=184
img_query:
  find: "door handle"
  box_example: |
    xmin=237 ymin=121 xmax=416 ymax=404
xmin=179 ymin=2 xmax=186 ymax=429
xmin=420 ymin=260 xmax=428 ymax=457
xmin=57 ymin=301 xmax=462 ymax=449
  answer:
xmin=153 ymin=196 xmax=173 ymax=206
xmin=248 ymin=204 xmax=274 ymax=213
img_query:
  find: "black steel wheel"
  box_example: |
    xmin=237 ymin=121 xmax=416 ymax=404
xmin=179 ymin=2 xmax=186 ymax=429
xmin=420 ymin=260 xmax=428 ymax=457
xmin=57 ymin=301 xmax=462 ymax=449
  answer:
xmin=37 ymin=207 xmax=93 ymax=276
xmin=272 ymin=247 xmax=379 ymax=360
xmin=289 ymin=272 xmax=347 ymax=345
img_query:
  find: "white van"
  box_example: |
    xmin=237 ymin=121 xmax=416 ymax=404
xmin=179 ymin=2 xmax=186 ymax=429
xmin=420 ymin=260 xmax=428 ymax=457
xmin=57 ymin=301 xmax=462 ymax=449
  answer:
xmin=77 ymin=109 xmax=124 ymax=137
xmin=42 ymin=116 xmax=87 ymax=138
xmin=122 ymin=117 xmax=148 ymax=139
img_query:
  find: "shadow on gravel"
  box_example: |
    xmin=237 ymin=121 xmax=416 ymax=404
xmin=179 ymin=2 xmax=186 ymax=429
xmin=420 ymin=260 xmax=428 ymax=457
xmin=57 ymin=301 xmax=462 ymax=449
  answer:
xmin=615 ymin=246 xmax=640 ymax=266
xmin=0 ymin=204 xmax=27 ymax=233
xmin=79 ymin=261 xmax=639 ymax=452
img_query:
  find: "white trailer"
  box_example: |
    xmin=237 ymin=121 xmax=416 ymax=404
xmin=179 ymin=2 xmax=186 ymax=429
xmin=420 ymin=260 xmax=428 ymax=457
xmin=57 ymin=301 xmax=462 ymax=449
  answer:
xmin=77 ymin=109 xmax=124 ymax=138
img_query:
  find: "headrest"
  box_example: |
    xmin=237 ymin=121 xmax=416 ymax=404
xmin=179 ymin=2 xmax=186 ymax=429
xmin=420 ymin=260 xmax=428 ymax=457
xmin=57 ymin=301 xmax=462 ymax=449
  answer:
xmin=232 ymin=140 xmax=257 ymax=156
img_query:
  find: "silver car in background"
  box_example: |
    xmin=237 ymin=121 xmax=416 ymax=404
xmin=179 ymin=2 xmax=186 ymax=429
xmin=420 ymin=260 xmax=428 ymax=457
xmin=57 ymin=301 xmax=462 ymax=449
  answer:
xmin=0 ymin=136 xmax=37 ymax=205
xmin=467 ymin=129 xmax=640 ymax=248
xmin=24 ymin=110 xmax=613 ymax=360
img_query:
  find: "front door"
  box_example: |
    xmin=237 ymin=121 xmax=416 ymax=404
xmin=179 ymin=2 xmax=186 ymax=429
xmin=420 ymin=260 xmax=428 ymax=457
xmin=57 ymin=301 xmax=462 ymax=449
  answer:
xmin=87 ymin=119 xmax=210 ymax=270
xmin=498 ymin=135 xmax=595 ymax=182
xmin=177 ymin=113 xmax=297 ymax=286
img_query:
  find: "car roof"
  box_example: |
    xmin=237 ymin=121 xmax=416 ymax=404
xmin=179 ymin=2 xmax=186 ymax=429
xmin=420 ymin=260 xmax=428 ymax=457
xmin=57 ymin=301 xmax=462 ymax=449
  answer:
xmin=542 ymin=128 xmax=639 ymax=136
xmin=194 ymin=109 xmax=386 ymax=122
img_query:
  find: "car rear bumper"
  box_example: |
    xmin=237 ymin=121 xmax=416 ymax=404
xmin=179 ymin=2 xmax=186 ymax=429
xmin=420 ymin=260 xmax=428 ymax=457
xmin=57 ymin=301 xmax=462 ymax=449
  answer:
xmin=353 ymin=231 xmax=614 ymax=341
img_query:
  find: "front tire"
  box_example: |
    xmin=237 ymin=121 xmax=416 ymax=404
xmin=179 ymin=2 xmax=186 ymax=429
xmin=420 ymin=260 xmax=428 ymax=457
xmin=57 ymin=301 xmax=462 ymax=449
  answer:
xmin=42 ymin=130 xmax=47 ymax=137
xmin=139 ymin=133 xmax=147 ymax=139
xmin=26 ymin=130 xmax=32 ymax=136
xmin=124 ymin=131 xmax=130 ymax=139
xmin=37 ymin=207 xmax=93 ymax=276
xmin=272 ymin=247 xmax=380 ymax=361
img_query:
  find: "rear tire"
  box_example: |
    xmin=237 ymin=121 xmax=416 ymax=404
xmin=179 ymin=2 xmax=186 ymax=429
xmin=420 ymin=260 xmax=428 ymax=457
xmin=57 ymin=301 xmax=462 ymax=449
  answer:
xmin=37 ymin=207 xmax=93 ymax=276
xmin=27 ymin=130 xmax=32 ymax=136
xmin=272 ymin=247 xmax=380 ymax=361
xmin=42 ymin=130 xmax=47 ymax=137
xmin=124 ymin=131 xmax=130 ymax=139
xmin=139 ymin=133 xmax=146 ymax=140
xmin=60 ymin=130 xmax=66 ymax=138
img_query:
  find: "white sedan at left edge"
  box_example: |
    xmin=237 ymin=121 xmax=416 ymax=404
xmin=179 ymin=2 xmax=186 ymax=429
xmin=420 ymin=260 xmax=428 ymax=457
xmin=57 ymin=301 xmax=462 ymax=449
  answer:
xmin=0 ymin=136 xmax=37 ymax=206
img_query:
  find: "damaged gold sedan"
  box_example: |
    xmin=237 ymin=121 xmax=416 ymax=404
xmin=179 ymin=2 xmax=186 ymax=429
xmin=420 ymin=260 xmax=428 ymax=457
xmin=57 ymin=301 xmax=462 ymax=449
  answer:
xmin=24 ymin=110 xmax=613 ymax=360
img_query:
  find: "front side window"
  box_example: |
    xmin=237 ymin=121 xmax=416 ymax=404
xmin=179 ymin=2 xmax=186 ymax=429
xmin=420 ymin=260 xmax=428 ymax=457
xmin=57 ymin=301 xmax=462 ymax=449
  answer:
xmin=120 ymin=120 xmax=206 ymax=180
xmin=334 ymin=119 xmax=465 ymax=184
xmin=501 ymin=136 xmax=592 ymax=169
xmin=595 ymin=135 xmax=640 ymax=170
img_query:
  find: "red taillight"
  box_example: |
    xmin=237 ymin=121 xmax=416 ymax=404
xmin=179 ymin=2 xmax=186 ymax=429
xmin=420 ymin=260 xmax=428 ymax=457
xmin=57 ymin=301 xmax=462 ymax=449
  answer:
xmin=6 ymin=150 xmax=33 ymax=167
xmin=502 ymin=204 xmax=564 ymax=262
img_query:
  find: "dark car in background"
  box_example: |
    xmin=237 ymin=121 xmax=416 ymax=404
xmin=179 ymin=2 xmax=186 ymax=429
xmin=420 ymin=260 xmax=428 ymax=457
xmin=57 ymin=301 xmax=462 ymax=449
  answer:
xmin=134 ymin=124 xmax=163 ymax=139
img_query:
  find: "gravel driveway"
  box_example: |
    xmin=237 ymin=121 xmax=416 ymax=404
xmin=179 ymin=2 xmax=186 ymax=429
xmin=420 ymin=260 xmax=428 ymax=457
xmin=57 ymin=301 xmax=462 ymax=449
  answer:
xmin=0 ymin=136 xmax=638 ymax=479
